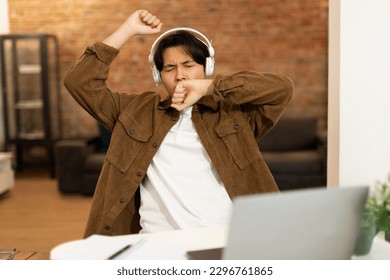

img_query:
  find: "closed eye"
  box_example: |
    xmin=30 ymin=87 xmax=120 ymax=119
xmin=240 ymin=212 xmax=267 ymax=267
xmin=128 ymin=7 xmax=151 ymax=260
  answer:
xmin=183 ymin=60 xmax=195 ymax=67
xmin=163 ymin=60 xmax=196 ymax=72
xmin=163 ymin=65 xmax=176 ymax=72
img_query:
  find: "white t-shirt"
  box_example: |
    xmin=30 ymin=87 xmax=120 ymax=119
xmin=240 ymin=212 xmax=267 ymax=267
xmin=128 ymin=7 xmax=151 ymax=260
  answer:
xmin=139 ymin=107 xmax=232 ymax=233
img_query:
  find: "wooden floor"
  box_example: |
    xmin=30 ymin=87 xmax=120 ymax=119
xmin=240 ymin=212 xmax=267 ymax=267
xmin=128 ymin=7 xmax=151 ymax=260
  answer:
xmin=0 ymin=169 xmax=92 ymax=254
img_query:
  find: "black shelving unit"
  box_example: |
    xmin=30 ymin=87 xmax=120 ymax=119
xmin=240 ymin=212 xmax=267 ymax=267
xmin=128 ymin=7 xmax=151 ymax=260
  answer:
xmin=0 ymin=34 xmax=62 ymax=177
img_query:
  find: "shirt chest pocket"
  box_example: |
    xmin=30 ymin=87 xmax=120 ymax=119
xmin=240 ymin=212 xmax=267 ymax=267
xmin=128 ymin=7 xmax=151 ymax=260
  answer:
xmin=106 ymin=113 xmax=152 ymax=173
xmin=215 ymin=115 xmax=261 ymax=169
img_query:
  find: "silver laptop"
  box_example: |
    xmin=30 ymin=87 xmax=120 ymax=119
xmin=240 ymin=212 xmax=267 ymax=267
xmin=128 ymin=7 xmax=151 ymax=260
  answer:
xmin=188 ymin=186 xmax=368 ymax=260
xmin=223 ymin=186 xmax=368 ymax=260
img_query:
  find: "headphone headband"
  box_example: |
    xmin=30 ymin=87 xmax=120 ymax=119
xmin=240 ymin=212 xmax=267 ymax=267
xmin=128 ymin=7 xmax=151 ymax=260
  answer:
xmin=148 ymin=27 xmax=215 ymax=84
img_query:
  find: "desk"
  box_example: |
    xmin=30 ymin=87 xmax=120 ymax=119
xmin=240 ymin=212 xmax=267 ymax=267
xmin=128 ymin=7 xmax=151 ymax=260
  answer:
xmin=51 ymin=225 xmax=227 ymax=260
xmin=50 ymin=225 xmax=390 ymax=260
xmin=13 ymin=250 xmax=49 ymax=260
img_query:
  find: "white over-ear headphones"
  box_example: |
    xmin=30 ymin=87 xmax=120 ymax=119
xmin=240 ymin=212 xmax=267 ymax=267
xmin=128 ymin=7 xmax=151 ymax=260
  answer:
xmin=148 ymin=27 xmax=215 ymax=84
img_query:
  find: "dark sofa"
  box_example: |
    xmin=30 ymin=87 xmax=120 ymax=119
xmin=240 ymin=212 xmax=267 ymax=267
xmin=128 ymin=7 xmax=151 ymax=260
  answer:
xmin=55 ymin=116 xmax=327 ymax=195
xmin=55 ymin=124 xmax=110 ymax=195
xmin=257 ymin=116 xmax=327 ymax=190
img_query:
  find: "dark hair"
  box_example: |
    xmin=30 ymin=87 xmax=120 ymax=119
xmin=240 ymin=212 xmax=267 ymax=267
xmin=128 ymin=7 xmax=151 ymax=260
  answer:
xmin=153 ymin=31 xmax=209 ymax=72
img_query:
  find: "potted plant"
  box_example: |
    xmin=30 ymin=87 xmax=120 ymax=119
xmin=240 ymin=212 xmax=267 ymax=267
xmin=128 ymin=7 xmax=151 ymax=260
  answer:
xmin=365 ymin=174 xmax=390 ymax=240
xmin=354 ymin=207 xmax=377 ymax=255
xmin=354 ymin=174 xmax=390 ymax=256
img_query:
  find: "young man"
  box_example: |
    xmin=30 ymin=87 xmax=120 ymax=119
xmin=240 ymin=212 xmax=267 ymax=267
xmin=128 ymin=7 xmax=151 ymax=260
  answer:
xmin=64 ymin=10 xmax=293 ymax=237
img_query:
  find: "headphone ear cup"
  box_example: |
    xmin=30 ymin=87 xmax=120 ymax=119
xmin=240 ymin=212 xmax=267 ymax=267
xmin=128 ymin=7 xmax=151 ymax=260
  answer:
xmin=151 ymin=65 xmax=162 ymax=84
xmin=205 ymin=57 xmax=214 ymax=77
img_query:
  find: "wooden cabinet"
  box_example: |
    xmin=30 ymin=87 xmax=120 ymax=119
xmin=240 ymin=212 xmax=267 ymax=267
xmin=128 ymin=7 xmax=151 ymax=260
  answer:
xmin=0 ymin=34 xmax=62 ymax=177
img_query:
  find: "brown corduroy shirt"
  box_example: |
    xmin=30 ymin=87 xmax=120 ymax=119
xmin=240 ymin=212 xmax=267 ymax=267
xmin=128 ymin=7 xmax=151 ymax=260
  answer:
xmin=63 ymin=42 xmax=293 ymax=237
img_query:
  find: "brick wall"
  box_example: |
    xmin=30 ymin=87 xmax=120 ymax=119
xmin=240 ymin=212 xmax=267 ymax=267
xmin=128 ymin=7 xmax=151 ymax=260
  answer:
xmin=8 ymin=0 xmax=328 ymax=138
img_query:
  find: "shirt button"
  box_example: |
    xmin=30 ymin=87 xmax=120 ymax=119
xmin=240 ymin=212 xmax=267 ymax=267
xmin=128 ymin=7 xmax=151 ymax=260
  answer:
xmin=104 ymin=225 xmax=110 ymax=231
xmin=234 ymin=124 xmax=240 ymax=130
xmin=152 ymin=143 xmax=158 ymax=148
xmin=119 ymin=197 xmax=125 ymax=204
xmin=171 ymin=117 xmax=176 ymax=121
xmin=136 ymin=172 xmax=142 ymax=177
xmin=129 ymin=128 xmax=135 ymax=135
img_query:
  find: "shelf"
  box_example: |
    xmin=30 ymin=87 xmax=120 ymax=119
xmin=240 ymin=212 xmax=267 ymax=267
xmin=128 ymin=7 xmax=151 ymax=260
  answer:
xmin=18 ymin=64 xmax=41 ymax=74
xmin=18 ymin=131 xmax=45 ymax=140
xmin=1 ymin=33 xmax=61 ymax=178
xmin=14 ymin=100 xmax=43 ymax=109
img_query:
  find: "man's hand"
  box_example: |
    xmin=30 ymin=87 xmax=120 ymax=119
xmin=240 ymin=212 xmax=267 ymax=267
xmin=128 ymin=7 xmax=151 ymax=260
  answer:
xmin=103 ymin=10 xmax=162 ymax=49
xmin=123 ymin=10 xmax=162 ymax=36
xmin=171 ymin=79 xmax=213 ymax=111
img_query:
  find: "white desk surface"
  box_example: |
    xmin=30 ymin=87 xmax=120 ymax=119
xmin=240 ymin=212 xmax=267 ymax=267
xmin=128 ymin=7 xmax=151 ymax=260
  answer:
xmin=50 ymin=225 xmax=390 ymax=260
xmin=50 ymin=225 xmax=228 ymax=260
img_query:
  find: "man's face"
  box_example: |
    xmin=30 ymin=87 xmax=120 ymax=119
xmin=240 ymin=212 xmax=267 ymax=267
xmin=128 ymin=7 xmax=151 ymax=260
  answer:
xmin=160 ymin=46 xmax=205 ymax=97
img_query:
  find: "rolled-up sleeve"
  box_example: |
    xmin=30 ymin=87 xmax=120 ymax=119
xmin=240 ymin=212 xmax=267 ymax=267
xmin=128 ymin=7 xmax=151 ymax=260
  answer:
xmin=211 ymin=71 xmax=294 ymax=138
xmin=63 ymin=42 xmax=131 ymax=130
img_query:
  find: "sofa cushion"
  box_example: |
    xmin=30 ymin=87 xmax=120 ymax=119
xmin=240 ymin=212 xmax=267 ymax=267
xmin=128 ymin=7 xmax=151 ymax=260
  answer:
xmin=259 ymin=117 xmax=318 ymax=151
xmin=262 ymin=150 xmax=323 ymax=173
xmin=84 ymin=153 xmax=106 ymax=172
xmin=273 ymin=174 xmax=326 ymax=190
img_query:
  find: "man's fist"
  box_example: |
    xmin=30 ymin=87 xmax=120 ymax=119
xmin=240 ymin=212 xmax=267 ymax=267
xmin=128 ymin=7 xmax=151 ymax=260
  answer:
xmin=171 ymin=80 xmax=213 ymax=111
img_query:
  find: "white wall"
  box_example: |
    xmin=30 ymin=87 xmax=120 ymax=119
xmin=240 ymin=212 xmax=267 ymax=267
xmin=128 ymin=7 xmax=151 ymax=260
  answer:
xmin=0 ymin=0 xmax=9 ymax=32
xmin=328 ymin=0 xmax=390 ymax=187
xmin=0 ymin=0 xmax=10 ymax=149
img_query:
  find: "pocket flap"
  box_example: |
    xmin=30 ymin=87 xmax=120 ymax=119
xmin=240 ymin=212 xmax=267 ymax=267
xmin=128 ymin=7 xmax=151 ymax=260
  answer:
xmin=118 ymin=113 xmax=152 ymax=142
xmin=215 ymin=115 xmax=249 ymax=137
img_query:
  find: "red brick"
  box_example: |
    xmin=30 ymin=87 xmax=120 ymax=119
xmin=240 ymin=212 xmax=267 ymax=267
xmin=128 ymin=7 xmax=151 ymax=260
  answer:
xmin=8 ymin=0 xmax=328 ymax=137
